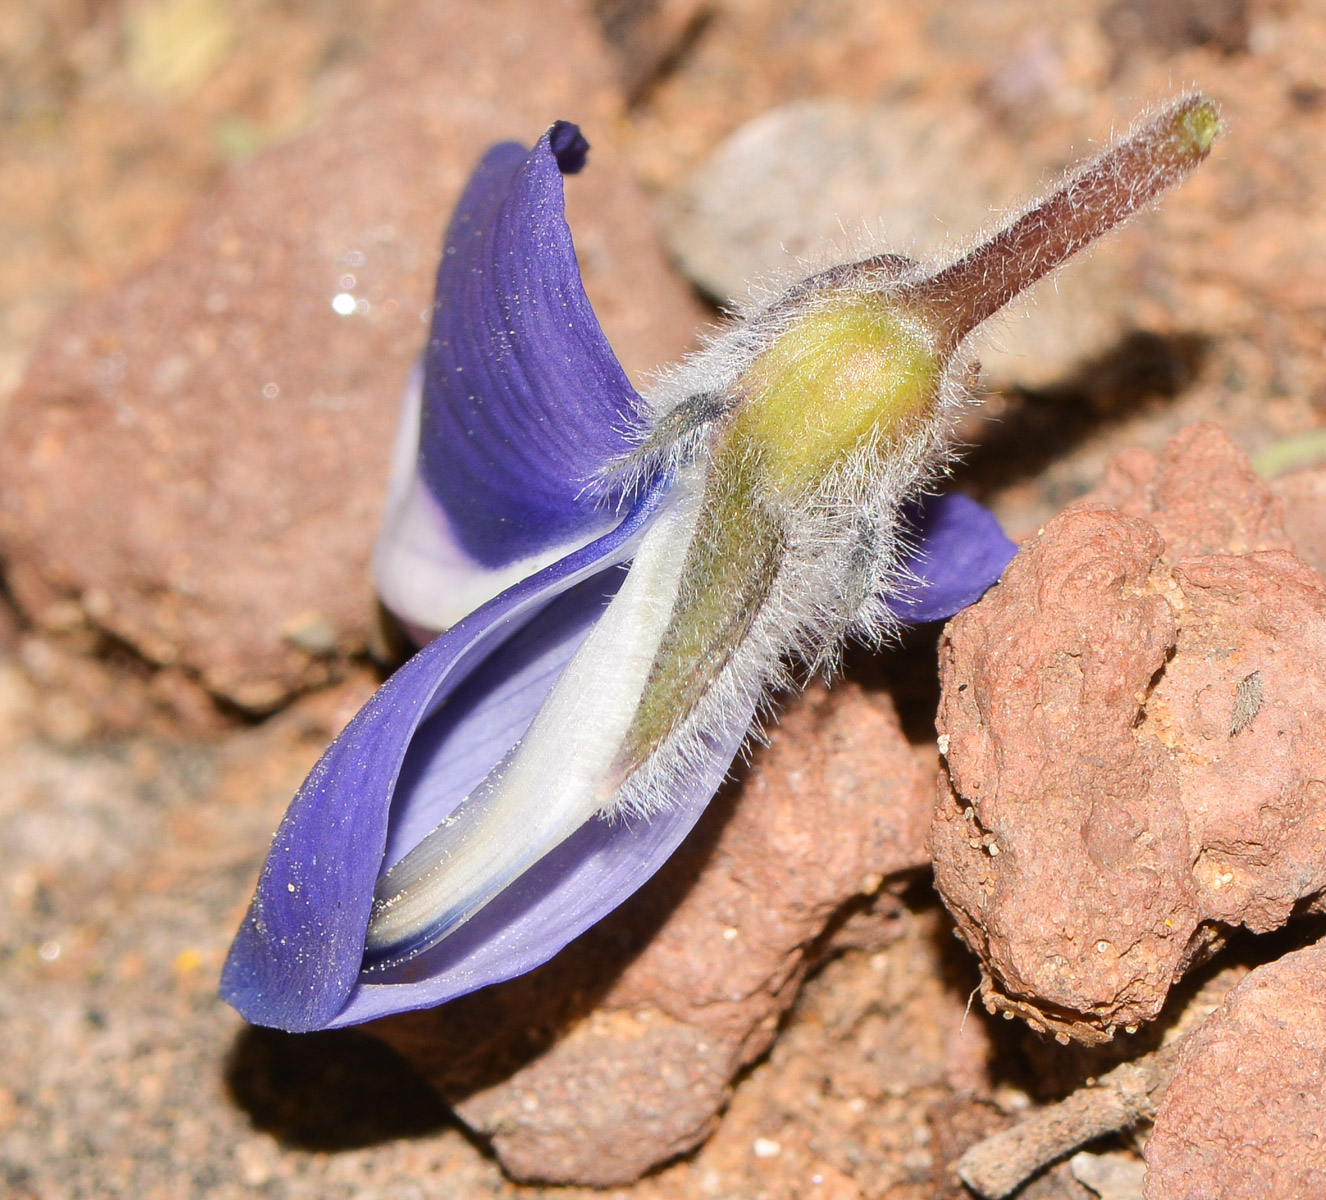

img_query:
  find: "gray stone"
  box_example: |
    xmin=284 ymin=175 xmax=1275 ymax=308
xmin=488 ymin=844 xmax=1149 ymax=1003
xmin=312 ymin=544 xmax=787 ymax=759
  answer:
xmin=664 ymin=97 xmax=1138 ymax=390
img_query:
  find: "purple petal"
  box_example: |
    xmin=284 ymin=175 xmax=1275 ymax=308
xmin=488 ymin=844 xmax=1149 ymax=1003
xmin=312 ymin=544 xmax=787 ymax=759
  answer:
xmin=331 ymin=698 xmax=752 ymax=1027
xmin=419 ymin=121 xmax=644 ymax=569
xmin=888 ymin=492 xmax=1016 ymax=623
xmin=330 ymin=497 xmax=1010 ymax=1026
xmin=373 ymin=360 xmax=620 ymax=642
xmin=221 ymin=480 xmax=667 ymax=1033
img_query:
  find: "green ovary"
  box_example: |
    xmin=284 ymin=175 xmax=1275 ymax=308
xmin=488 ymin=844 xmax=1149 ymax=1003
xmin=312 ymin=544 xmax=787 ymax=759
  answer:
xmin=731 ymin=295 xmax=941 ymax=495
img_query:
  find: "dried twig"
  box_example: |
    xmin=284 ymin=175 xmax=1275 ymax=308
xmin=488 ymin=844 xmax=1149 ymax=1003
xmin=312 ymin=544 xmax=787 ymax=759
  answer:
xmin=955 ymin=1037 xmax=1185 ymax=1199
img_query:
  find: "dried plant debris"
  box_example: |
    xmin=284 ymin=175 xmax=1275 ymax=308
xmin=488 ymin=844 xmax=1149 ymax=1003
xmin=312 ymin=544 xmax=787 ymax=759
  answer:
xmin=958 ymin=1039 xmax=1180 ymax=1198
xmin=933 ymin=424 xmax=1326 ymax=1043
xmin=956 ymin=966 xmax=1247 ymax=1199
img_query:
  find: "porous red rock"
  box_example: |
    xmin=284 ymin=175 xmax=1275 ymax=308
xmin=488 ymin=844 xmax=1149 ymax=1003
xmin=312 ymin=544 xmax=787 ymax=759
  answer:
xmin=1144 ymin=938 xmax=1326 ymax=1200
xmin=370 ymin=680 xmax=933 ymax=1186
xmin=933 ymin=425 xmax=1326 ymax=1041
xmin=0 ymin=0 xmax=705 ymax=713
xmin=1091 ymin=422 xmax=1293 ymax=559
xmin=1272 ymin=462 xmax=1326 ymax=578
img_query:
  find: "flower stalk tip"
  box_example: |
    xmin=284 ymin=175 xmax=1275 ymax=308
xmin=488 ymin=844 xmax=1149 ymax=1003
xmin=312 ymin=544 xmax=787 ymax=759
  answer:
xmin=909 ymin=91 xmax=1222 ymax=349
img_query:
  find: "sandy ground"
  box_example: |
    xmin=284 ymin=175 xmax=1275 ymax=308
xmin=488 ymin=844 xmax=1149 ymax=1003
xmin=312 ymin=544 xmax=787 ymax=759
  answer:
xmin=2 ymin=1 xmax=1325 ymax=1197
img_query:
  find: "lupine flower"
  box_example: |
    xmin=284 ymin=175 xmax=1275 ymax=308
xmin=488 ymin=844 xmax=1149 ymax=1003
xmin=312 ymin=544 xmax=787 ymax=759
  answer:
xmin=222 ymin=98 xmax=1219 ymax=1032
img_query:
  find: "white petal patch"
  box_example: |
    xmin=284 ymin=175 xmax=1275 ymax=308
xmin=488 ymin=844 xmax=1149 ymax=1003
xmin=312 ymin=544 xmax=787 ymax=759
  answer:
xmin=363 ymin=472 xmax=704 ymax=960
xmin=371 ymin=362 xmax=613 ymax=640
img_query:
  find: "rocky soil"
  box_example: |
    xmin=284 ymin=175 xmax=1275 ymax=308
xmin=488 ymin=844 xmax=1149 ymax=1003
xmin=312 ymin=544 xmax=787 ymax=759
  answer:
xmin=2 ymin=1 xmax=1325 ymax=1198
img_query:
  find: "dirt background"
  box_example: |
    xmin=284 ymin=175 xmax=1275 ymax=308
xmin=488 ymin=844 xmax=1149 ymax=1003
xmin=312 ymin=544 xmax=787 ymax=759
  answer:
xmin=1 ymin=1 xmax=1324 ymax=1198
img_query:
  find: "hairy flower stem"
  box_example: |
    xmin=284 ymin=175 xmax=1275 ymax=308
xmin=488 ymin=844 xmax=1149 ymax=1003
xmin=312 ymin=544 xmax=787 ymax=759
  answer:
xmin=909 ymin=93 xmax=1221 ymax=350
xmin=616 ymin=92 xmax=1222 ymax=778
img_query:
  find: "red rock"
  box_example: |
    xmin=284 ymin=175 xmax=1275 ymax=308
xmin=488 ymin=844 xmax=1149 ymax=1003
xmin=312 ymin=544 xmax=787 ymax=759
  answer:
xmin=1091 ymin=422 xmax=1292 ymax=559
xmin=1272 ymin=463 xmax=1326 ymax=579
xmin=1144 ymin=938 xmax=1326 ymax=1200
xmin=371 ymin=681 xmax=933 ymax=1185
xmin=933 ymin=426 xmax=1326 ymax=1041
xmin=933 ymin=503 xmax=1192 ymax=1041
xmin=0 ymin=0 xmax=706 ymax=712
xmin=1160 ymin=552 xmax=1326 ymax=933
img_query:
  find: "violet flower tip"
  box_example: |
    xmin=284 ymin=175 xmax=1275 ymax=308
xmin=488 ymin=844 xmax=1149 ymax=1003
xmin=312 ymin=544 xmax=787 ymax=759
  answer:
xmin=549 ymin=120 xmax=589 ymax=174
